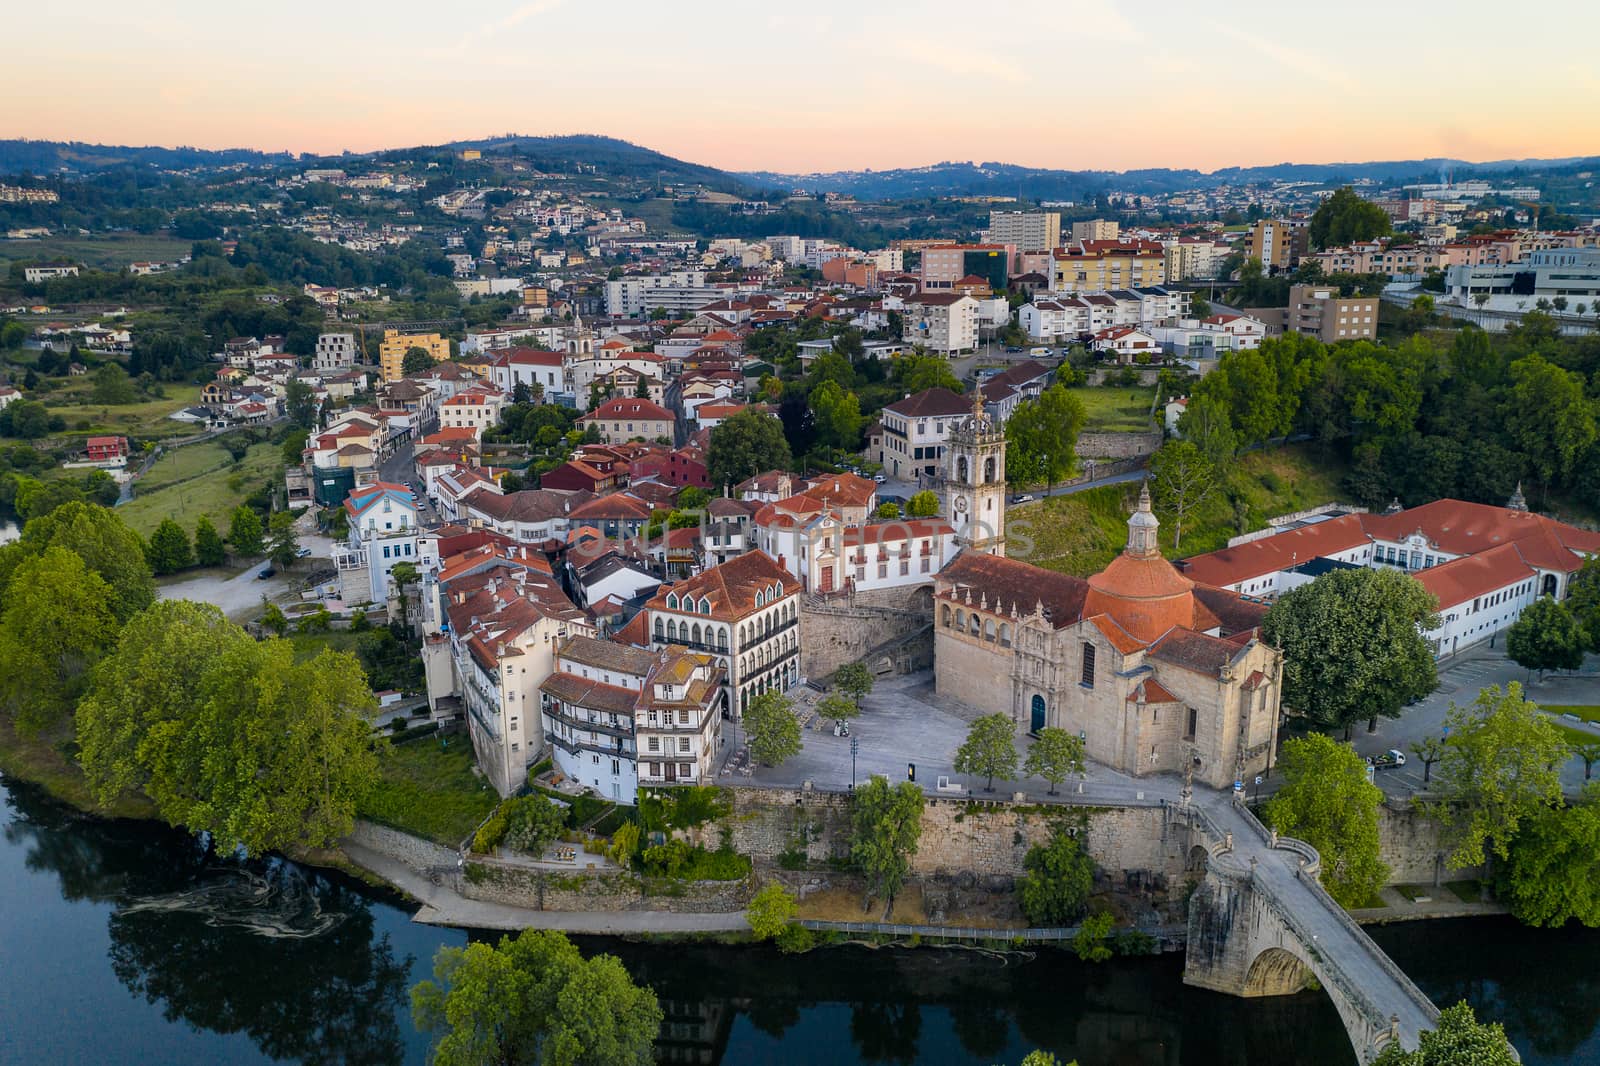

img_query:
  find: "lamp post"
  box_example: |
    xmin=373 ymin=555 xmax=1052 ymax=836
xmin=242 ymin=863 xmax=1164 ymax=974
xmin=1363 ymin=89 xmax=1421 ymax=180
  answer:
xmin=850 ymin=736 xmax=859 ymax=791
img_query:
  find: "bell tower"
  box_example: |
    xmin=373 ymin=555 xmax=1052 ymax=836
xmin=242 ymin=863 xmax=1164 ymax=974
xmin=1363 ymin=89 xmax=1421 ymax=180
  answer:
xmin=939 ymin=393 xmax=1007 ymax=556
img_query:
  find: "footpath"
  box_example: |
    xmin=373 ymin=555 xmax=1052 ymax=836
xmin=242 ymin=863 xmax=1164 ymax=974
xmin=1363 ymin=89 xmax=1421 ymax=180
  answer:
xmin=340 ymin=839 xmax=748 ymax=934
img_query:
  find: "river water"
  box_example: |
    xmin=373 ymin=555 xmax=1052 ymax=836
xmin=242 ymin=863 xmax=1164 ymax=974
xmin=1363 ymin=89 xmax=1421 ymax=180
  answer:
xmin=2 ymin=774 xmax=1597 ymax=1065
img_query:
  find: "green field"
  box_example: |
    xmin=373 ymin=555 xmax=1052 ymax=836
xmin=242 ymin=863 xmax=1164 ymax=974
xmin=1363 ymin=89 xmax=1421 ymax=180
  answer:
xmin=359 ymin=738 xmax=499 ymax=846
xmin=1070 ymin=386 xmax=1158 ymax=433
xmin=42 ymin=383 xmax=204 ymax=442
xmin=117 ymin=440 xmax=282 ymax=537
xmin=0 ymin=234 xmax=193 ymax=273
xmin=1543 ymin=705 xmax=1600 ymax=724
xmin=1014 ymin=444 xmax=1348 ymax=576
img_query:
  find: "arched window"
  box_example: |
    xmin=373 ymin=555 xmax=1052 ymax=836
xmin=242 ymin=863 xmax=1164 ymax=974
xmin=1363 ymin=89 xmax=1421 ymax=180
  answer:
xmin=717 ymin=628 xmax=728 ymax=651
xmin=666 ymin=593 xmax=678 ymax=610
xmin=755 ymin=590 xmax=764 ymax=608
xmin=941 ymin=604 xmax=952 ymax=627
xmin=984 ymin=618 xmax=996 ymax=642
xmin=984 ymin=456 xmax=996 ymax=483
xmin=654 ymin=618 xmax=664 ymax=640
xmin=957 ymin=456 xmax=969 ymax=483
xmin=699 ymin=596 xmax=711 ymax=614
xmin=667 ymin=620 xmax=678 ymax=640
xmin=954 ymin=609 xmax=966 ymax=630
xmin=969 ymin=614 xmax=981 ymax=636
xmin=999 ymin=623 xmax=1012 ymax=648
xmin=691 ymin=623 xmax=702 ymax=645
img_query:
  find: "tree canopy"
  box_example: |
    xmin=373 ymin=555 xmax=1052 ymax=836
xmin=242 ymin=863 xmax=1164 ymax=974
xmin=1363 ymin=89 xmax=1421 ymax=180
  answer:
xmin=0 ymin=546 xmax=118 ymax=736
xmin=743 ymin=689 xmax=801 ymax=767
xmin=1505 ymin=595 xmax=1587 ymax=680
xmin=954 ymin=713 xmax=1019 ymax=792
xmin=0 ymin=501 xmax=155 ymax=624
xmin=707 ymin=410 xmax=791 ymax=491
xmin=1005 ymin=384 xmax=1087 ymax=489
xmin=1261 ymin=567 xmax=1440 ymax=735
xmin=1023 ymin=728 xmax=1084 ymax=796
xmin=1017 ymin=825 xmax=1095 ymax=925
xmin=850 ymin=775 xmax=925 ymax=910
xmin=1262 ymin=734 xmax=1389 ymax=907
xmin=1372 ymin=1002 xmax=1517 ymax=1066
xmin=1497 ymin=783 xmax=1600 ymax=928
xmin=1308 ymin=186 xmax=1393 ymax=249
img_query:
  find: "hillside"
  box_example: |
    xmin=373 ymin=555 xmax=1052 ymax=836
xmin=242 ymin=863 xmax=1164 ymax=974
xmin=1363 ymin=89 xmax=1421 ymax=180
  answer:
xmin=0 ymin=139 xmax=293 ymax=175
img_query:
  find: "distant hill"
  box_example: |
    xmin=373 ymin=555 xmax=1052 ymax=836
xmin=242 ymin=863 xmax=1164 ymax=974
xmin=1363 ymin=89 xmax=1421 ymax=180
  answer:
xmin=0 ymin=139 xmax=293 ymax=175
xmin=430 ymin=134 xmax=756 ymax=195
xmin=741 ymin=156 xmax=1600 ymax=202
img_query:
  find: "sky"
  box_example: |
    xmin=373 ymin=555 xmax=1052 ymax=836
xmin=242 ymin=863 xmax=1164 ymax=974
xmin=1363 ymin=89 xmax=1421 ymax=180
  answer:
xmin=5 ymin=0 xmax=1599 ymax=174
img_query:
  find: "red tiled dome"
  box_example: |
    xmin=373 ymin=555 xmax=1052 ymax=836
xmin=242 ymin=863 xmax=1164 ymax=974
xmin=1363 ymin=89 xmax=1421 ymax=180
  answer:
xmin=1084 ymin=553 xmax=1196 ymax=644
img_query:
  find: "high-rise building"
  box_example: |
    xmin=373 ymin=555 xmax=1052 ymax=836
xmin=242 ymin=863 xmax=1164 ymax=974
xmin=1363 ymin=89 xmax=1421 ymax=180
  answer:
xmin=984 ymin=211 xmax=1061 ymax=253
xmin=1246 ymin=219 xmax=1307 ymax=273
xmin=1071 ymin=219 xmax=1120 ymax=242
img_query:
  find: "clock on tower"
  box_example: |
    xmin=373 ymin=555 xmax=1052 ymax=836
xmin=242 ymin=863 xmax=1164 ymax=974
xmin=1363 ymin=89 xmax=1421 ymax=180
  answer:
xmin=938 ymin=393 xmax=1007 ymax=556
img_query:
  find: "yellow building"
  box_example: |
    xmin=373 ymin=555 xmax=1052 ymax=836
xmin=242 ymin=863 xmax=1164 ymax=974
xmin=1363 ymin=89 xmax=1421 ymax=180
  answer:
xmin=459 ymin=149 xmax=482 ymax=161
xmin=379 ymin=330 xmax=451 ymax=381
xmin=1049 ymin=239 xmax=1166 ymax=292
xmin=1246 ymin=219 xmax=1307 ymax=273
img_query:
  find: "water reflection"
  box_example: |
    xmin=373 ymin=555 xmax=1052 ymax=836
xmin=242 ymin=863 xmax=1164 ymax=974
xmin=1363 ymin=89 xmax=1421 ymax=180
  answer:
xmin=3 ymin=780 xmax=411 ymax=1065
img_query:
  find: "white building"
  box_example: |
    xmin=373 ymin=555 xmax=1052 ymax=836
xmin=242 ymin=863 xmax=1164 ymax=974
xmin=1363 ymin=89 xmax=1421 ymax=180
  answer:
xmin=901 ymin=293 xmax=979 ymax=354
xmin=605 ymin=271 xmax=715 ymax=316
xmin=1445 ymin=247 xmax=1600 ymax=313
xmin=438 ymin=385 xmax=508 ymax=439
xmin=874 ymin=387 xmax=972 ymax=481
xmin=313 ymin=332 xmax=358 ymax=371
xmin=488 ymin=348 xmax=566 ymax=398
xmin=336 ymin=482 xmax=437 ymax=604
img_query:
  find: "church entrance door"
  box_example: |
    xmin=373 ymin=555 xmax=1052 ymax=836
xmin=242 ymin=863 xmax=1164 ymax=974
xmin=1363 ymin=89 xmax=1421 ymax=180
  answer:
xmin=1030 ymin=694 xmax=1046 ymax=734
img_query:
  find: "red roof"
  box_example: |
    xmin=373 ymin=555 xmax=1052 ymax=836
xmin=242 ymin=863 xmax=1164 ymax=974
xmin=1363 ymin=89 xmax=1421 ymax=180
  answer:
xmin=1415 ymin=542 xmax=1537 ymax=609
xmin=578 ymin=398 xmax=675 ymax=423
xmin=1177 ymin=515 xmax=1370 ymax=587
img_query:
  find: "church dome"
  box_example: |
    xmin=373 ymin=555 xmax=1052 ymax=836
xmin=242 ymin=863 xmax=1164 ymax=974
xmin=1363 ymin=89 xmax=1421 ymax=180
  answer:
xmin=1082 ymin=483 xmax=1196 ymax=644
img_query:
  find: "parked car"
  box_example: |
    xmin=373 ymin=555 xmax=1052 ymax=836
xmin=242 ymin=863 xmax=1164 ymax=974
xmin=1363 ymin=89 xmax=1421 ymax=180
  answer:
xmin=1367 ymin=749 xmax=1407 ymax=771
xmin=873 ymin=474 xmax=886 ymax=483
xmin=295 ymin=547 xmax=313 ymax=558
xmin=1011 ymin=493 xmax=1035 ymax=504
xmin=256 ymin=566 xmax=276 ymax=580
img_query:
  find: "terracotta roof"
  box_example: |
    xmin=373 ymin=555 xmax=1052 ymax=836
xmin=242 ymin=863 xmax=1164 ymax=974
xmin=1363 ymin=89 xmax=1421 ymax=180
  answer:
xmin=610 ymin=611 xmax=651 ymax=648
xmin=1360 ymin=499 xmax=1600 ymax=567
xmin=1191 ymin=584 xmax=1269 ymax=635
xmin=1176 ymin=514 xmax=1369 ymax=587
xmin=1127 ymin=678 xmax=1180 ymax=703
xmin=800 ymin=473 xmax=878 ymax=510
xmin=642 ymin=550 xmax=799 ymax=622
xmin=540 ymin=672 xmax=639 ymax=716
xmin=938 ymin=551 xmax=1089 ymax=628
xmin=557 ymin=634 xmax=656 ymax=676
xmin=568 ymin=493 xmax=653 ymax=521
xmin=1414 ymin=542 xmax=1537 ymax=609
xmin=579 ymin=398 xmax=675 ymax=423
xmin=1148 ymin=629 xmax=1243 ymax=678
xmin=882 ymin=387 xmax=969 ymax=418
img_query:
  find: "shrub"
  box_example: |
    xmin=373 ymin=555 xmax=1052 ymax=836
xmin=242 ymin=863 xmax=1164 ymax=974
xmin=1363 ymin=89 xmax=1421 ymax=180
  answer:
xmin=775 ymin=922 xmax=814 ymax=954
xmin=472 ymin=809 xmax=511 ymax=853
xmin=1074 ymin=912 xmax=1115 ymax=963
xmin=747 ymin=883 xmax=798 ymax=941
xmin=607 ymin=822 xmax=642 ymax=866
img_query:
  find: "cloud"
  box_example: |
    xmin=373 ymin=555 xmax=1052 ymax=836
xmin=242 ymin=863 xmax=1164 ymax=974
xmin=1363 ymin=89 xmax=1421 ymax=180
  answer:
xmin=447 ymin=0 xmax=566 ymax=54
xmin=1215 ymin=26 xmax=1356 ymax=91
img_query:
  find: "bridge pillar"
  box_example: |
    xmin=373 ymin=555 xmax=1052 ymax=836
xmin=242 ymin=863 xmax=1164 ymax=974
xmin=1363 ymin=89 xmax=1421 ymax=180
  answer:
xmin=1182 ymin=863 xmax=1310 ymax=996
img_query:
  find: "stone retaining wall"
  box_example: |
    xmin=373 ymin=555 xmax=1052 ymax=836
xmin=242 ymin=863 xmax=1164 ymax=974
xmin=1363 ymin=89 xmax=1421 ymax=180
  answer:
xmin=800 ymin=600 xmax=933 ymax=679
xmin=1379 ymin=800 xmax=1483 ymax=885
xmin=460 ymin=859 xmax=752 ymax=913
xmin=1077 ymin=430 xmax=1163 ymax=459
xmin=346 ymin=819 xmax=459 ymax=871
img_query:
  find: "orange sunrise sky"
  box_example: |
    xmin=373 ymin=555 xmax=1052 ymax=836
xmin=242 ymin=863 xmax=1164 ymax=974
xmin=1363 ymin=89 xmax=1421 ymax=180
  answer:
xmin=4 ymin=0 xmax=1598 ymax=173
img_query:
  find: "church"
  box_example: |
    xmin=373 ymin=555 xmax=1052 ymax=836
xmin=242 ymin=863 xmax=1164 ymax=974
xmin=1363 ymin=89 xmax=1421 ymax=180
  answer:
xmin=930 ymin=400 xmax=1283 ymax=789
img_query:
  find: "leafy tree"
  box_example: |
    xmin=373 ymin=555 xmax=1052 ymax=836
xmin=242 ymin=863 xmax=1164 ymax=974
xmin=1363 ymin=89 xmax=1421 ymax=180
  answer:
xmin=1372 ymin=1002 xmax=1517 ymax=1066
xmin=1572 ymin=742 xmax=1600 ymax=782
xmin=400 ymin=346 xmax=435 ymax=376
xmin=1018 ymin=826 xmax=1095 ymax=924
xmin=2 ymin=399 xmax=51 ymax=439
xmin=1507 ymin=355 xmax=1596 ymax=490
xmin=1429 ymin=683 xmax=1567 ymax=870
xmin=227 ymin=504 xmax=264 ymax=557
xmin=1175 ymin=386 xmax=1237 ymax=462
xmin=1147 ymin=441 xmax=1216 ymax=551
xmin=905 ymin=490 xmax=940 ymax=517
xmin=1409 ymin=737 xmax=1445 ymax=785
xmin=1568 ymin=557 xmax=1600 ymax=651
xmin=284 ymin=380 xmax=317 ymax=428
xmin=744 ymin=689 xmax=801 ymax=767
xmin=816 ymin=692 xmax=858 ymax=724
xmin=502 ymin=794 xmax=567 ymax=855
xmin=849 ymin=775 xmax=925 ymax=911
xmin=411 ymin=929 xmax=662 ymax=1066
xmin=193 ymin=515 xmax=225 ymax=567
xmin=0 ymin=501 xmax=153 ymax=624
xmin=895 ymin=354 xmax=962 ymax=395
xmin=833 ymin=661 xmax=874 ymax=705
xmin=875 ymin=501 xmax=901 ymax=518
xmin=0 ymin=546 xmax=117 ymax=736
xmin=1005 ymin=384 xmax=1087 ymax=491
xmin=1308 ymin=186 xmax=1393 ymax=249
xmin=1505 ymin=596 xmax=1587 ymax=680
xmin=260 ymin=600 xmax=289 ymax=637
xmin=1496 ymin=784 xmax=1600 ymax=927
xmin=1073 ymin=912 xmax=1116 ymax=963
xmin=1261 ymin=734 xmax=1389 ymax=907
xmin=676 ymin=486 xmax=711 ymax=510
xmin=808 ymin=379 xmax=862 ymax=450
xmin=1261 ymin=568 xmax=1440 ymax=737
xmin=145 ymin=518 xmax=193 ymax=575
xmin=1023 ymin=727 xmax=1085 ymax=796
xmin=267 ymin=511 xmax=299 ymax=570
xmin=707 ymin=409 xmax=791 ymax=491
xmin=954 ymin=713 xmax=1019 ymax=792
xmin=92 ymin=362 xmax=138 ymax=404
xmin=746 ymin=883 xmax=798 ymax=942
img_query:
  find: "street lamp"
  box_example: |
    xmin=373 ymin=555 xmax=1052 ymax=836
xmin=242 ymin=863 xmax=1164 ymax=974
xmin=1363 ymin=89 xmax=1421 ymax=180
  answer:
xmin=850 ymin=735 xmax=859 ymax=791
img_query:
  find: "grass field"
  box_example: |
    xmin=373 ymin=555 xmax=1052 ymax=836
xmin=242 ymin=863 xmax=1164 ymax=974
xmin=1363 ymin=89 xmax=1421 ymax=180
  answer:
xmin=42 ymin=383 xmax=204 ymax=442
xmin=0 ymin=234 xmax=192 ymax=273
xmin=1070 ymin=386 xmax=1158 ymax=433
xmin=1542 ymin=704 xmax=1600 ymax=723
xmin=117 ymin=440 xmax=282 ymax=537
xmin=1551 ymin=723 xmax=1600 ymax=749
xmin=359 ymin=737 xmax=499 ymax=846
xmin=1015 ymin=443 xmax=1348 ymax=576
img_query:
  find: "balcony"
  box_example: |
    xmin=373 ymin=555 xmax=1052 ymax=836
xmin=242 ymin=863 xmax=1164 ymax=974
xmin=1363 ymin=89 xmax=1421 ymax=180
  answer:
xmin=543 ymin=702 xmax=633 ymax=739
xmin=659 ymin=633 xmax=729 ymax=655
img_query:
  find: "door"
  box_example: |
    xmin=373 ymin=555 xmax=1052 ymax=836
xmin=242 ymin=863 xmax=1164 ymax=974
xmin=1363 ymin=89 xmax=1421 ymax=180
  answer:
xmin=1030 ymin=694 xmax=1046 ymax=733
xmin=820 ymin=565 xmax=834 ymax=593
xmin=665 ymin=761 xmax=677 ymax=782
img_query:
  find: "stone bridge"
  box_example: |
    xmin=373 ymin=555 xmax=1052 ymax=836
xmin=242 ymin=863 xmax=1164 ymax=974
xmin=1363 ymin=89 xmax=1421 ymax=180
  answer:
xmin=1174 ymin=793 xmax=1442 ymax=1063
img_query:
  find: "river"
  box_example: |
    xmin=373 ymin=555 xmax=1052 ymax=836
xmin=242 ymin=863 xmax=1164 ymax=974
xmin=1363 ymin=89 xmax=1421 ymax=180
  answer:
xmin=2 ymin=774 xmax=1597 ymax=1066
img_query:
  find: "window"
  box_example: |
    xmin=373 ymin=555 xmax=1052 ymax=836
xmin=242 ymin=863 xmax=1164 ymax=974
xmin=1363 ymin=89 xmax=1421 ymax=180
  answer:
xmin=1081 ymin=643 xmax=1096 ymax=687
xmin=1185 ymin=707 xmax=1197 ymax=740
xmin=678 ymin=709 xmax=690 ymax=725
xmin=648 ymin=737 xmax=660 ymax=752
xmin=678 ymin=763 xmax=692 ymax=778
xmin=679 ymin=737 xmax=691 ymax=753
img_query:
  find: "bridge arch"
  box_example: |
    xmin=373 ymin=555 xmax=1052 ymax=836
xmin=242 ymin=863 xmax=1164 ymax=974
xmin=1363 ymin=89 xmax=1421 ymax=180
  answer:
xmin=1242 ymin=945 xmax=1315 ymax=997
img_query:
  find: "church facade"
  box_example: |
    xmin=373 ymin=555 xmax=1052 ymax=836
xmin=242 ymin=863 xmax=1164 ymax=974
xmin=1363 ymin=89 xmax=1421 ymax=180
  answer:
xmin=934 ymin=485 xmax=1284 ymax=790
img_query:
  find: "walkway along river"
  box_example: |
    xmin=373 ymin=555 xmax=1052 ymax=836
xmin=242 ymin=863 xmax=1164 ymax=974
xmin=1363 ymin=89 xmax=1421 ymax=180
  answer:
xmin=3 ymin=774 xmax=1599 ymax=1064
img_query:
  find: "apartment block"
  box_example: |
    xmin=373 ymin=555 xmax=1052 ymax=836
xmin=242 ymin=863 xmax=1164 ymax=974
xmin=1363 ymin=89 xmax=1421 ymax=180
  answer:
xmin=378 ymin=330 xmax=450 ymax=381
xmin=1050 ymin=240 xmax=1166 ymax=292
xmin=983 ymin=211 xmax=1061 ymax=253
xmin=314 ymin=332 xmax=358 ymax=371
xmin=1070 ymin=219 xmax=1119 ymax=242
xmin=1286 ymin=283 xmax=1379 ymax=342
xmin=1246 ymin=219 xmax=1307 ymax=273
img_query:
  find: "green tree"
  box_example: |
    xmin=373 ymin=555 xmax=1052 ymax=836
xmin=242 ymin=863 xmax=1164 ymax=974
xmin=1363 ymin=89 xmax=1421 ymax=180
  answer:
xmin=502 ymin=794 xmax=567 ymax=855
xmin=193 ymin=514 xmax=225 ymax=567
xmin=411 ymin=929 xmax=662 ymax=1066
xmin=1504 ymin=595 xmax=1587 ymax=680
xmin=1568 ymin=557 xmax=1600 ymax=651
xmin=260 ymin=600 xmax=289 ymax=637
xmin=0 ymin=501 xmax=154 ymax=623
xmin=1023 ymin=727 xmax=1085 ymax=796
xmin=849 ymin=775 xmax=925 ymax=912
xmin=744 ymin=689 xmax=802 ymax=767
xmin=1005 ymin=384 xmax=1087 ymax=491
xmin=833 ymin=660 xmax=874 ymax=705
xmin=4 ymin=399 xmax=51 ymax=439
xmin=145 ymin=517 xmax=193 ymax=575
xmin=1261 ymin=568 xmax=1440 ymax=737
xmin=895 ymin=353 xmax=962 ymax=394
xmin=1429 ymin=683 xmax=1568 ymax=870
xmin=677 ymin=486 xmax=711 ymax=510
xmin=1572 ymin=741 xmax=1600 ymax=782
xmin=1147 ymin=441 xmax=1216 ymax=551
xmin=707 ymin=409 xmax=791 ymax=491
xmin=400 ymin=346 xmax=436 ymax=376
xmin=954 ymin=713 xmax=1019 ymax=792
xmin=284 ymin=380 xmax=317 ymax=428
xmin=0 ymin=546 xmax=117 ymax=736
xmin=1496 ymin=784 xmax=1600 ymax=927
xmin=1409 ymin=737 xmax=1446 ymax=785
xmin=227 ymin=504 xmax=264 ymax=557
xmin=808 ymin=379 xmax=862 ymax=450
xmin=92 ymin=362 xmax=138 ymax=404
xmin=746 ymin=882 xmax=798 ymax=942
xmin=1017 ymin=826 xmax=1095 ymax=924
xmin=1507 ymin=354 xmax=1596 ymax=490
xmin=267 ymin=511 xmax=300 ymax=571
xmin=1372 ymin=1002 xmax=1517 ymax=1066
xmin=1175 ymin=386 xmax=1237 ymax=462
xmin=905 ymin=489 xmax=940 ymax=517
xmin=1073 ymin=912 xmax=1116 ymax=963
xmin=875 ymin=501 xmax=901 ymax=518
xmin=1261 ymin=734 xmax=1389 ymax=908
xmin=1308 ymin=186 xmax=1393 ymax=249
xmin=816 ymin=692 xmax=858 ymax=724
